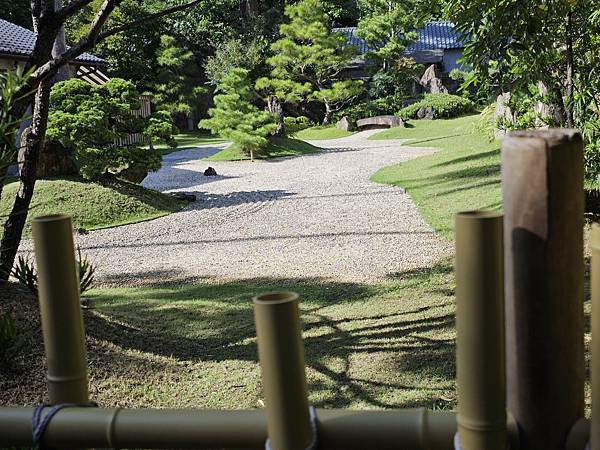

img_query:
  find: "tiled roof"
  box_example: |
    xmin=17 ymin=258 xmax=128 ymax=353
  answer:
xmin=334 ymin=20 xmax=467 ymax=56
xmin=0 ymin=19 xmax=104 ymax=65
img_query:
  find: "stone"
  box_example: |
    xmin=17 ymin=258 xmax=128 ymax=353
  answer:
xmin=419 ymin=64 xmax=449 ymax=94
xmin=356 ymin=115 xmax=405 ymax=129
xmin=119 ymin=167 xmax=148 ymax=184
xmin=170 ymin=192 xmax=197 ymax=202
xmin=493 ymin=92 xmax=514 ymax=139
xmin=22 ymin=138 xmax=78 ymax=178
xmin=204 ymin=167 xmax=217 ymax=176
xmin=417 ymin=106 xmax=436 ymax=120
xmin=336 ymin=116 xmax=356 ymax=132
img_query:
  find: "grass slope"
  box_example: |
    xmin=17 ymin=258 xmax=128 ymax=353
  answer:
xmin=150 ymin=131 xmax=226 ymax=155
xmin=370 ymin=115 xmax=501 ymax=240
xmin=0 ymin=177 xmax=185 ymax=237
xmin=294 ymin=125 xmax=353 ymax=140
xmin=206 ymin=137 xmax=321 ymax=161
xmin=2 ymin=261 xmax=457 ymax=410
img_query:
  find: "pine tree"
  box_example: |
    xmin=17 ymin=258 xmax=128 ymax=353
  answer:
xmin=200 ymin=68 xmax=276 ymax=161
xmin=259 ymin=0 xmax=363 ymax=125
xmin=356 ymin=0 xmax=423 ymax=71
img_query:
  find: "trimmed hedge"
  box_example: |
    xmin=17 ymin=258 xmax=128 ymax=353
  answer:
xmin=284 ymin=116 xmax=312 ymax=134
xmin=334 ymin=95 xmax=412 ymax=122
xmin=398 ymin=93 xmax=475 ymax=119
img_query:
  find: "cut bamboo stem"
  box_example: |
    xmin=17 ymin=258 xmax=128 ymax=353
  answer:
xmin=32 ymin=214 xmax=89 ymax=404
xmin=455 ymin=211 xmax=505 ymax=450
xmin=253 ymin=292 xmax=312 ymax=450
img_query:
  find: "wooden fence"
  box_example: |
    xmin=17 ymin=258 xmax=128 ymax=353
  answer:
xmin=0 ymin=129 xmax=596 ymax=450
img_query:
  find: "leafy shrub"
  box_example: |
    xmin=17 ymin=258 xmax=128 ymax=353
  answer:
xmin=334 ymin=95 xmax=412 ymax=122
xmin=146 ymin=110 xmax=179 ymax=149
xmin=284 ymin=116 xmax=312 ymax=134
xmin=398 ymin=93 xmax=475 ymax=119
xmin=12 ymin=255 xmax=37 ymax=295
xmin=472 ymin=103 xmax=496 ymax=141
xmin=585 ymin=143 xmax=600 ymax=182
xmin=77 ymin=247 xmax=96 ymax=294
xmin=12 ymin=250 xmax=97 ymax=297
xmin=47 ymin=78 xmax=166 ymax=181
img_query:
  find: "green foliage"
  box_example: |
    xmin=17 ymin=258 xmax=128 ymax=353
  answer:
xmin=398 ymin=94 xmax=475 ymax=119
xmin=356 ymin=0 xmax=423 ymax=69
xmin=77 ymin=247 xmax=96 ymax=295
xmin=146 ymin=110 xmax=179 ymax=149
xmin=204 ymin=38 xmax=266 ymax=86
xmin=2 ymin=0 xmax=32 ymax=28
xmin=472 ymin=103 xmax=496 ymax=142
xmin=585 ymin=144 xmax=600 ymax=182
xmin=47 ymin=78 xmax=163 ymax=180
xmin=199 ymin=68 xmax=276 ymax=160
xmin=368 ymin=58 xmax=423 ymax=98
xmin=263 ymin=0 xmax=364 ymax=123
xmin=11 ymin=249 xmax=96 ymax=296
xmin=284 ymin=116 xmax=313 ymax=134
xmin=0 ymin=67 xmax=33 ymax=171
xmin=335 ymin=95 xmax=410 ymax=122
xmin=12 ymin=256 xmax=37 ymax=296
xmin=149 ymin=35 xmax=206 ymax=120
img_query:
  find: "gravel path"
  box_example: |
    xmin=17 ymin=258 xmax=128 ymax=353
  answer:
xmin=65 ymin=130 xmax=451 ymax=285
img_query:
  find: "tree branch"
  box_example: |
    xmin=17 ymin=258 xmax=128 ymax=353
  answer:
xmin=58 ymin=0 xmax=98 ymax=20
xmin=23 ymin=0 xmax=201 ymax=94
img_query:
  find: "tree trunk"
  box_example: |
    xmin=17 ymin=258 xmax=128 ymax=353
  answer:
xmin=323 ymin=101 xmax=332 ymax=126
xmin=53 ymin=0 xmax=70 ymax=82
xmin=0 ymin=80 xmax=52 ymax=280
xmin=267 ymin=95 xmax=285 ymax=137
xmin=553 ymin=87 xmax=567 ymax=127
xmin=565 ymin=10 xmax=575 ymax=128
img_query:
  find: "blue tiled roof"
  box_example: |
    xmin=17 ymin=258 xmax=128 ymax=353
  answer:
xmin=334 ymin=20 xmax=467 ymax=55
xmin=0 ymin=19 xmax=104 ymax=65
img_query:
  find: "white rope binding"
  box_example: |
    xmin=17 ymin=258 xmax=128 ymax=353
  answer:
xmin=454 ymin=432 xmax=462 ymax=450
xmin=265 ymin=406 xmax=318 ymax=450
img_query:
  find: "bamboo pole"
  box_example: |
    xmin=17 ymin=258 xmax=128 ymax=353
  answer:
xmin=32 ymin=214 xmax=89 ymax=403
xmin=592 ymin=224 xmax=600 ymax=450
xmin=253 ymin=292 xmax=312 ymax=450
xmin=502 ymin=129 xmax=585 ymax=450
xmin=455 ymin=211 xmax=505 ymax=450
xmin=0 ymin=407 xmax=458 ymax=449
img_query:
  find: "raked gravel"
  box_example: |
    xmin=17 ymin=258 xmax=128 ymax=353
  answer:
xmin=30 ymin=130 xmax=452 ymax=286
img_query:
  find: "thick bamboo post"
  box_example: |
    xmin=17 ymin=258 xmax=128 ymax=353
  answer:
xmin=253 ymin=292 xmax=312 ymax=450
xmin=455 ymin=211 xmax=505 ymax=450
xmin=502 ymin=129 xmax=584 ymax=450
xmin=592 ymin=224 xmax=600 ymax=450
xmin=32 ymin=214 xmax=89 ymax=403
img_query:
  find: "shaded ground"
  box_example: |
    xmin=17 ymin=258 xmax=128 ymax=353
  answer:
xmin=1 ymin=260 xmax=458 ymax=410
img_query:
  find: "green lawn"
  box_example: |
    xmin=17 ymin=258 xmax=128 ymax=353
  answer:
xmin=371 ymin=115 xmax=501 ymax=240
xmin=206 ymin=137 xmax=321 ymax=161
xmin=0 ymin=177 xmax=185 ymax=237
xmin=151 ymin=131 xmax=226 ymax=155
xmin=2 ymin=260 xmax=457 ymax=410
xmin=294 ymin=125 xmax=354 ymax=140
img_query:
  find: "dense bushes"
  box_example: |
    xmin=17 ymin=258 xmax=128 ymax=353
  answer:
xmin=283 ymin=116 xmax=312 ymax=134
xmin=398 ymin=94 xmax=475 ymax=119
xmin=334 ymin=95 xmax=411 ymax=122
xmin=47 ymin=78 xmax=173 ymax=181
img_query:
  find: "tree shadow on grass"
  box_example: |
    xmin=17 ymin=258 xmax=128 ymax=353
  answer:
xmin=83 ymin=260 xmax=457 ymax=410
